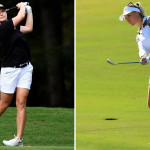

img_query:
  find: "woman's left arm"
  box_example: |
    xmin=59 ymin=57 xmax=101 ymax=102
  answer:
xmin=20 ymin=6 xmax=33 ymax=34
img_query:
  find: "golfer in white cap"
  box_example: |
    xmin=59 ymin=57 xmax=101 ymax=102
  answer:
xmin=119 ymin=2 xmax=150 ymax=64
xmin=120 ymin=2 xmax=150 ymax=108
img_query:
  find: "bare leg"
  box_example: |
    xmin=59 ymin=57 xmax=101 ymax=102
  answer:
xmin=16 ymin=88 xmax=29 ymax=139
xmin=0 ymin=92 xmax=14 ymax=117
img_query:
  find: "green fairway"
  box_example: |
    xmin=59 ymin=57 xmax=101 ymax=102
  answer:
xmin=0 ymin=146 xmax=73 ymax=150
xmin=0 ymin=107 xmax=74 ymax=149
xmin=76 ymin=0 xmax=150 ymax=150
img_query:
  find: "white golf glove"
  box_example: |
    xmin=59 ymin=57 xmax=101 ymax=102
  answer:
xmin=146 ymin=55 xmax=150 ymax=64
xmin=25 ymin=5 xmax=32 ymax=13
xmin=22 ymin=2 xmax=29 ymax=6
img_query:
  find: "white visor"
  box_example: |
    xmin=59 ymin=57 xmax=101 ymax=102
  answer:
xmin=119 ymin=6 xmax=141 ymax=21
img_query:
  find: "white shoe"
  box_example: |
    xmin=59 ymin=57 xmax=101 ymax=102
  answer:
xmin=3 ymin=135 xmax=23 ymax=146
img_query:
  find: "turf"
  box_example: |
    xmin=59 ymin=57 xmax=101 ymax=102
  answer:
xmin=0 ymin=146 xmax=73 ymax=150
xmin=76 ymin=0 xmax=150 ymax=149
xmin=0 ymin=107 xmax=74 ymax=150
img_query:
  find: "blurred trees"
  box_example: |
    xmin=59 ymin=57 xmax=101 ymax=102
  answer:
xmin=0 ymin=0 xmax=74 ymax=107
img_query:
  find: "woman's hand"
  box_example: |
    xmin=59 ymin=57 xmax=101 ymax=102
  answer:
xmin=140 ymin=56 xmax=147 ymax=65
xmin=16 ymin=2 xmax=25 ymax=9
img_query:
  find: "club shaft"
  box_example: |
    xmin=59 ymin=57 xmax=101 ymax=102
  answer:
xmin=116 ymin=61 xmax=143 ymax=64
xmin=6 ymin=6 xmax=17 ymax=12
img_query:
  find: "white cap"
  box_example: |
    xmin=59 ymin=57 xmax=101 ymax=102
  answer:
xmin=0 ymin=4 xmax=5 ymax=9
xmin=119 ymin=6 xmax=141 ymax=21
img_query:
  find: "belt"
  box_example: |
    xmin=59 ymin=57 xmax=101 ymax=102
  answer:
xmin=14 ymin=61 xmax=30 ymax=68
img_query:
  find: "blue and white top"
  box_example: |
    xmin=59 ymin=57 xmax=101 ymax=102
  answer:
xmin=136 ymin=16 xmax=150 ymax=58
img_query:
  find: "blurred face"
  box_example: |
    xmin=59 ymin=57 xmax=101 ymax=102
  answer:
xmin=124 ymin=11 xmax=140 ymax=26
xmin=0 ymin=8 xmax=7 ymax=22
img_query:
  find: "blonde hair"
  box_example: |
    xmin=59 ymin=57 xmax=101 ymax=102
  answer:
xmin=134 ymin=2 xmax=146 ymax=17
xmin=127 ymin=2 xmax=146 ymax=17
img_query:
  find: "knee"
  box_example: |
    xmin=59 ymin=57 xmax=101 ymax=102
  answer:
xmin=0 ymin=102 xmax=9 ymax=116
xmin=16 ymin=99 xmax=27 ymax=109
xmin=0 ymin=93 xmax=13 ymax=115
xmin=1 ymin=102 xmax=9 ymax=110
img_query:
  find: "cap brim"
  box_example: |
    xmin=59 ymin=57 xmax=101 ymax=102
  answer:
xmin=0 ymin=7 xmax=5 ymax=9
xmin=119 ymin=15 xmax=125 ymax=21
xmin=119 ymin=6 xmax=141 ymax=21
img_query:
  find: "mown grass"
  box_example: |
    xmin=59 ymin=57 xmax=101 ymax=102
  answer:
xmin=0 ymin=107 xmax=74 ymax=150
xmin=0 ymin=146 xmax=73 ymax=150
xmin=76 ymin=0 xmax=150 ymax=149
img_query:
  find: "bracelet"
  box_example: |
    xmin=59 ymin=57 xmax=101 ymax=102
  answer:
xmin=27 ymin=9 xmax=32 ymax=13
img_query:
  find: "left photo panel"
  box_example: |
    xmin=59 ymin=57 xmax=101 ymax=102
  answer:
xmin=0 ymin=0 xmax=74 ymax=149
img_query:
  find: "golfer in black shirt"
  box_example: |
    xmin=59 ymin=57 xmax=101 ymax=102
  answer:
xmin=0 ymin=2 xmax=33 ymax=146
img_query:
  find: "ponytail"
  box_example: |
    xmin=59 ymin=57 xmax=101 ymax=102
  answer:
xmin=134 ymin=2 xmax=146 ymax=17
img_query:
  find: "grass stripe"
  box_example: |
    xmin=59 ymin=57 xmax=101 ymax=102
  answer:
xmin=77 ymin=16 xmax=118 ymax=20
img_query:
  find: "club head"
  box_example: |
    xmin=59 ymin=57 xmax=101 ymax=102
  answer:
xmin=107 ymin=59 xmax=116 ymax=65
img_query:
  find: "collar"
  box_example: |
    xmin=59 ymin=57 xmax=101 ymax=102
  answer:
xmin=137 ymin=16 xmax=147 ymax=34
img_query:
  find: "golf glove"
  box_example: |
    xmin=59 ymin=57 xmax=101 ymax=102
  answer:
xmin=146 ymin=55 xmax=150 ymax=64
xmin=22 ymin=2 xmax=29 ymax=6
xmin=25 ymin=5 xmax=32 ymax=13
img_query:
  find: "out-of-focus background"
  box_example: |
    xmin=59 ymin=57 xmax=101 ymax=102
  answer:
xmin=0 ymin=0 xmax=74 ymax=108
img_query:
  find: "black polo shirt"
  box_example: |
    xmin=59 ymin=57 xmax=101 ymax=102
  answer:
xmin=0 ymin=19 xmax=30 ymax=67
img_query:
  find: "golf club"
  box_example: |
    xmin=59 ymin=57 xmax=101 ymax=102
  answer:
xmin=6 ymin=6 xmax=17 ymax=12
xmin=107 ymin=59 xmax=144 ymax=65
xmin=5 ymin=2 xmax=29 ymax=12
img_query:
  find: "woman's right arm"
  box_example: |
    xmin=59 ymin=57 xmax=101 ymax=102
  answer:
xmin=136 ymin=35 xmax=147 ymax=65
xmin=12 ymin=3 xmax=26 ymax=27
